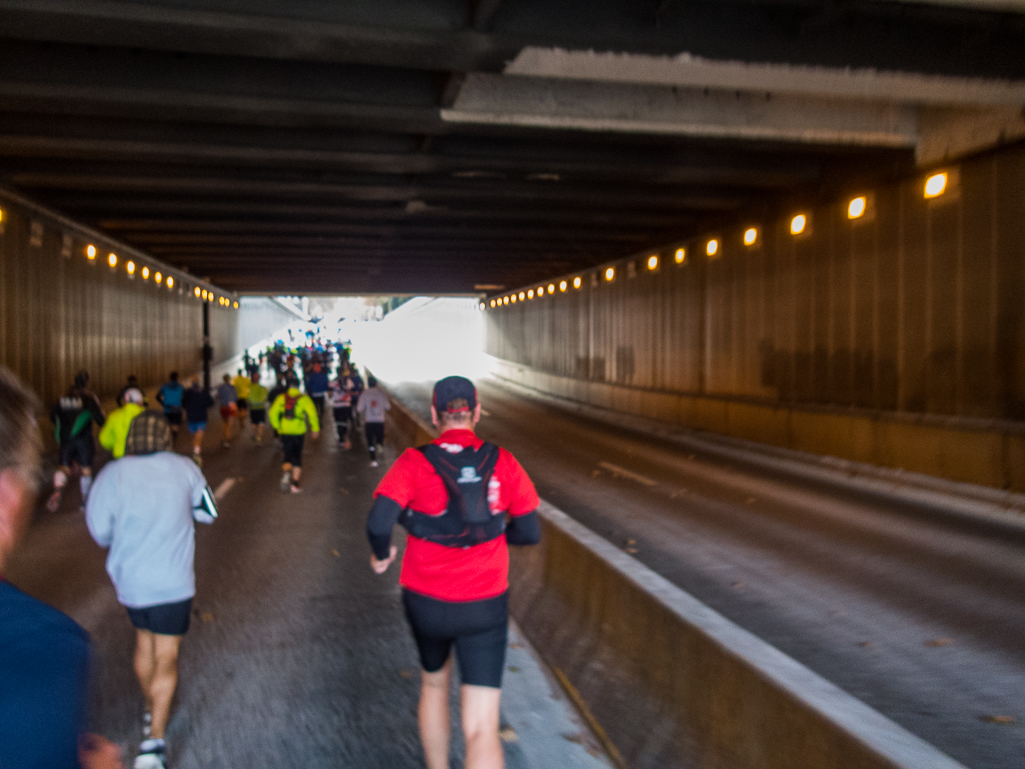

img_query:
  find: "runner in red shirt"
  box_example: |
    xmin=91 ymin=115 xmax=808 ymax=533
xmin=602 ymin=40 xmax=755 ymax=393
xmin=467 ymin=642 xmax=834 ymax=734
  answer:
xmin=366 ymin=376 xmax=541 ymax=769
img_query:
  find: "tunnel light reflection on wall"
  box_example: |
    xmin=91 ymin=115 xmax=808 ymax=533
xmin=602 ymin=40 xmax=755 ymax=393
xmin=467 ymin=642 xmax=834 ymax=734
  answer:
xmin=790 ymin=215 xmax=807 ymax=235
xmin=706 ymin=239 xmax=719 ymax=257
xmin=675 ymin=248 xmax=686 ymax=264
xmin=107 ymin=253 xmax=117 ymax=267
xmin=848 ymin=196 xmax=867 ymax=219
xmin=924 ymin=172 xmax=947 ymax=198
xmin=559 ymin=280 xmax=568 ymax=291
xmin=604 ymin=267 xmax=614 ymax=282
xmin=86 ymin=244 xmax=96 ymax=260
xmin=573 ymin=276 xmax=582 ymax=289
xmin=743 ymin=228 xmax=758 ymax=246
xmin=647 ymin=255 xmax=658 ymax=270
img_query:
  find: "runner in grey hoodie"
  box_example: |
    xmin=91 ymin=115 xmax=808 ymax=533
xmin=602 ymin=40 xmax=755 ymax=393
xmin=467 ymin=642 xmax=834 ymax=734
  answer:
xmin=355 ymin=375 xmax=390 ymax=467
xmin=86 ymin=411 xmax=217 ymax=769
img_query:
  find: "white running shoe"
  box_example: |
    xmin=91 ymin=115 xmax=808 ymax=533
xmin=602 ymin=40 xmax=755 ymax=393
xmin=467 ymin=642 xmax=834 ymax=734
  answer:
xmin=369 ymin=460 xmax=379 ymax=468
xmin=133 ymin=738 xmax=165 ymax=769
xmin=280 ymin=471 xmax=291 ymax=492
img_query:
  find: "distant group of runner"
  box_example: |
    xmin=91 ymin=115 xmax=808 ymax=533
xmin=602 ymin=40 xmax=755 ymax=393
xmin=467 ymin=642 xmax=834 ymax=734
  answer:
xmin=2 ymin=338 xmax=540 ymax=769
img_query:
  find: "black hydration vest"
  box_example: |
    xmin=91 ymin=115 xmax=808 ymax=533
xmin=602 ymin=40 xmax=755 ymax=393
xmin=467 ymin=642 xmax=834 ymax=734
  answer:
xmin=399 ymin=442 xmax=504 ymax=548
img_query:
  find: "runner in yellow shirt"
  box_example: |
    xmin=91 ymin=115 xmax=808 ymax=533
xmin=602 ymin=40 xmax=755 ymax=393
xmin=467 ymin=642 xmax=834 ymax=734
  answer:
xmin=232 ymin=369 xmax=251 ymax=436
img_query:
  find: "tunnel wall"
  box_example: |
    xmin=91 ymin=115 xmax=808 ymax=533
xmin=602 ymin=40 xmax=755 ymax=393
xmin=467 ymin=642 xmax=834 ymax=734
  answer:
xmin=485 ymin=142 xmax=1025 ymax=490
xmin=0 ymin=186 xmax=239 ymax=408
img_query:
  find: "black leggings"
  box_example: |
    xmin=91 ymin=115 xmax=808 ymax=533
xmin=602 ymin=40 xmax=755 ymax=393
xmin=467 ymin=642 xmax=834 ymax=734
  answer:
xmin=365 ymin=421 xmax=384 ymax=460
xmin=402 ymin=590 xmax=508 ymax=688
xmin=333 ymin=406 xmax=351 ymax=441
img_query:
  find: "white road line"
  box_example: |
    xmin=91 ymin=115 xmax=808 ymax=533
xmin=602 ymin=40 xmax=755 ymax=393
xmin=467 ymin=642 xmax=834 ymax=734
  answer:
xmin=597 ymin=461 xmax=658 ymax=487
xmin=213 ymin=477 xmax=236 ymax=500
xmin=480 ymin=408 xmax=491 ymax=416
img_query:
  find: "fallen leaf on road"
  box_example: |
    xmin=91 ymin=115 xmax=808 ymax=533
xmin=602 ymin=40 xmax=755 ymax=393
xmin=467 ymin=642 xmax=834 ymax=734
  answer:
xmin=499 ymin=726 xmax=518 ymax=743
xmin=925 ymin=638 xmax=952 ymax=647
xmin=331 ymin=549 xmax=340 ymax=557
xmin=980 ymin=715 xmax=1015 ymax=724
xmin=200 ymin=612 xmax=215 ymax=623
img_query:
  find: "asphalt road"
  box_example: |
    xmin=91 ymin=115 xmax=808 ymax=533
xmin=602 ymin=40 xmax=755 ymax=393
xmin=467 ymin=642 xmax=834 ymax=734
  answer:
xmin=5 ymin=411 xmax=610 ymax=769
xmin=389 ymin=377 xmax=1025 ymax=769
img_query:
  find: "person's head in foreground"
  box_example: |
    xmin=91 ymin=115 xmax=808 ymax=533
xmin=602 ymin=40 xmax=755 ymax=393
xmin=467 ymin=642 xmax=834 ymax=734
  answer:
xmin=124 ymin=411 xmax=174 ymax=456
xmin=430 ymin=375 xmax=481 ymax=432
xmin=0 ymin=366 xmax=41 ymax=569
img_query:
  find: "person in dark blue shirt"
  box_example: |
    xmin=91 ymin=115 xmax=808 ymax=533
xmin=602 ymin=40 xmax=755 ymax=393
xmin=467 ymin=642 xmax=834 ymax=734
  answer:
xmin=0 ymin=365 xmax=121 ymax=769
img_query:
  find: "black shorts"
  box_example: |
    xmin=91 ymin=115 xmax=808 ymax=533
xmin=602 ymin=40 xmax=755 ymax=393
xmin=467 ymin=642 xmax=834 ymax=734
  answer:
xmin=402 ymin=590 xmax=508 ymax=688
xmin=333 ymin=406 xmax=352 ymax=422
xmin=281 ymin=434 xmax=305 ymax=466
xmin=164 ymin=410 xmax=183 ymax=426
xmin=237 ymin=400 xmax=248 ymax=412
xmin=365 ymin=421 xmax=385 ymax=446
xmin=249 ymin=408 xmax=266 ymax=425
xmin=126 ymin=598 xmax=192 ymax=636
xmin=58 ymin=434 xmax=95 ymax=470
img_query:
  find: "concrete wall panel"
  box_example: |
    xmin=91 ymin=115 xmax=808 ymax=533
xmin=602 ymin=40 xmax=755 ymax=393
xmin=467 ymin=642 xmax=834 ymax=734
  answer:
xmin=486 ymin=142 xmax=1025 ymax=489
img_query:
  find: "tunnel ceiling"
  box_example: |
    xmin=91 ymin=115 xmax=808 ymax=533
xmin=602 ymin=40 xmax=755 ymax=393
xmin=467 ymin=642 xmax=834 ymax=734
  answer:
xmin=1 ymin=0 xmax=1024 ymax=295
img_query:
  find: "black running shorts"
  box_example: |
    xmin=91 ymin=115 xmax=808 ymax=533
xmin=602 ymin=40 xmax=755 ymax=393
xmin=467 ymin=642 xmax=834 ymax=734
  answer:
xmin=164 ymin=410 xmax=182 ymax=426
xmin=281 ymin=434 xmax=305 ymax=466
xmin=249 ymin=408 xmax=266 ymax=425
xmin=58 ymin=434 xmax=95 ymax=470
xmin=237 ymin=400 xmax=248 ymax=413
xmin=402 ymin=590 xmax=508 ymax=688
xmin=126 ymin=598 xmax=193 ymax=636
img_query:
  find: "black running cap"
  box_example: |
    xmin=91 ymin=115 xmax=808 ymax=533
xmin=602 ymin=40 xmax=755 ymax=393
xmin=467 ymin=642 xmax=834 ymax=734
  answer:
xmin=432 ymin=376 xmax=477 ymax=413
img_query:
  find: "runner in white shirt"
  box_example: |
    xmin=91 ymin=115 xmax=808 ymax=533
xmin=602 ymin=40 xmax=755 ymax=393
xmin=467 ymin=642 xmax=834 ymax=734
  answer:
xmin=329 ymin=367 xmax=356 ymax=450
xmin=355 ymin=376 xmax=389 ymax=467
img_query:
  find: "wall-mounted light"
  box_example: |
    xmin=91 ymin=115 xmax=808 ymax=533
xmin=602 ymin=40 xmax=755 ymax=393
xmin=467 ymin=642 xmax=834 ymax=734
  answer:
xmin=924 ymin=172 xmax=947 ymax=198
xmin=155 ymin=271 xmax=162 ymax=284
xmin=559 ymin=280 xmax=568 ymax=292
xmin=573 ymin=276 xmax=582 ymax=289
xmin=195 ymin=287 xmax=201 ymax=297
xmin=537 ymin=286 xmax=545 ymax=296
xmin=518 ymin=291 xmax=525 ymax=301
xmin=848 ymin=196 xmax=867 ymax=219
xmin=126 ymin=260 xmax=136 ymax=275
xmin=86 ymin=244 xmax=97 ymax=260
xmin=527 ymin=289 xmax=534 ymax=299
xmin=490 ymin=299 xmax=496 ymax=307
xmin=675 ymin=248 xmax=686 ymax=264
xmin=790 ymin=215 xmax=807 ymax=235
xmin=503 ymin=296 xmax=509 ymax=305
xmin=547 ymin=283 xmax=555 ymax=293
xmin=167 ymin=276 xmax=174 ymax=289
xmin=141 ymin=266 xmax=150 ymax=279
xmin=233 ymin=301 xmax=239 ymax=309
xmin=511 ymin=294 xmax=517 ymax=303
xmin=107 ymin=253 xmax=117 ymax=267
xmin=604 ymin=267 xmax=615 ymax=282
xmin=743 ymin=228 xmax=758 ymax=246
xmin=707 ymin=239 xmax=719 ymax=257
xmin=647 ymin=255 xmax=658 ymax=270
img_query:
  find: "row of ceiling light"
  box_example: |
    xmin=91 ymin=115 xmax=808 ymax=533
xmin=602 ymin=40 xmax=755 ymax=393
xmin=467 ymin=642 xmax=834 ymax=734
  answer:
xmin=0 ymin=205 xmax=239 ymax=309
xmin=481 ymin=171 xmax=953 ymax=311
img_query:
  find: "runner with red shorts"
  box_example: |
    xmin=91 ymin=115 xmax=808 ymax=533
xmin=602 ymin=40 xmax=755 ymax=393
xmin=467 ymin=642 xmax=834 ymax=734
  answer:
xmin=366 ymin=376 xmax=541 ymax=769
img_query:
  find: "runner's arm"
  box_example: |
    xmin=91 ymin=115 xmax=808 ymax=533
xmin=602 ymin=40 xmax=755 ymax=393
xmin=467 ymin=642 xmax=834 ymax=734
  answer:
xmin=366 ymin=495 xmax=404 ymax=560
xmin=155 ymin=387 xmax=165 ymax=407
xmin=505 ymin=510 xmax=541 ymax=545
xmin=84 ymin=471 xmax=115 ymax=547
